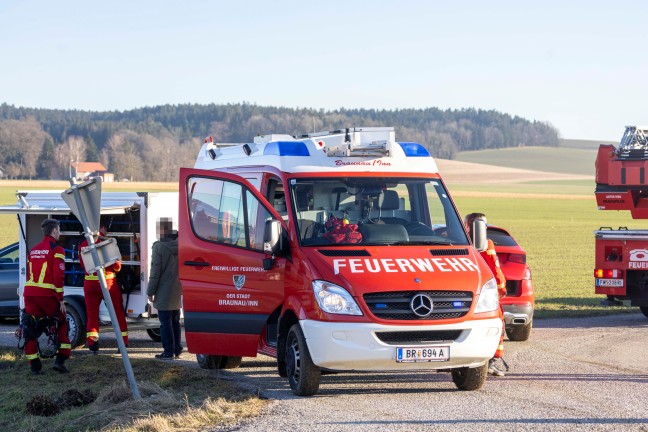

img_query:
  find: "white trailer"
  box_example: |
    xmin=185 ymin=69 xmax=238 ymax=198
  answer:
xmin=0 ymin=190 xmax=178 ymax=347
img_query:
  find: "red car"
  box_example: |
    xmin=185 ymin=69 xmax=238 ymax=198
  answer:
xmin=487 ymin=226 xmax=534 ymax=341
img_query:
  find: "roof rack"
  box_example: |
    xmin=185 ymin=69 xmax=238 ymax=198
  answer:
xmin=298 ymin=127 xmax=395 ymax=157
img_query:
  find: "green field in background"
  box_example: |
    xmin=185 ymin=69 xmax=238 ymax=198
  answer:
xmin=0 ymin=181 xmax=641 ymax=318
xmin=454 ymin=194 xmax=637 ymax=318
xmin=448 ymin=179 xmax=594 ymax=196
xmin=455 ymin=146 xmax=597 ymax=176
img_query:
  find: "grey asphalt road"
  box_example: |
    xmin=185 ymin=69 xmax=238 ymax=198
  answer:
xmin=2 ymin=314 xmax=647 ymax=432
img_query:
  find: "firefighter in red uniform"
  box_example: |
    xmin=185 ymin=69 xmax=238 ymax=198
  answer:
xmin=464 ymin=213 xmax=508 ymax=377
xmin=24 ymin=219 xmax=71 ymax=374
xmin=78 ymin=225 xmax=128 ymax=353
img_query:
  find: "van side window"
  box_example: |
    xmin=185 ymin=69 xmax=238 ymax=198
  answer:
xmin=189 ymin=177 xmax=246 ymax=247
xmin=188 ymin=176 xmax=276 ymax=252
xmin=246 ymin=190 xmax=274 ymax=251
xmin=266 ymin=178 xmax=288 ymax=222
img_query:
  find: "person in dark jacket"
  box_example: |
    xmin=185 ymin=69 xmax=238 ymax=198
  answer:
xmin=147 ymin=218 xmax=182 ymax=360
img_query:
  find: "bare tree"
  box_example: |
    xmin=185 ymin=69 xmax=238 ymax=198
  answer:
xmin=55 ymin=136 xmax=87 ymax=179
xmin=0 ymin=117 xmax=50 ymax=179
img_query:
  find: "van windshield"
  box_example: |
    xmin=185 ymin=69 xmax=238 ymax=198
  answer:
xmin=289 ymin=177 xmax=469 ymax=246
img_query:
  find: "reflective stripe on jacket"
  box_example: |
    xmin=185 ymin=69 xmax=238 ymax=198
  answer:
xmin=24 ymin=235 xmax=66 ymax=301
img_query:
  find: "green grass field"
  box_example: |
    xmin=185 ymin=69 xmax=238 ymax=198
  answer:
xmin=0 ymin=179 xmax=641 ymax=319
xmin=454 ymin=193 xmax=638 ymax=318
xmin=455 ymin=146 xmax=598 ymax=176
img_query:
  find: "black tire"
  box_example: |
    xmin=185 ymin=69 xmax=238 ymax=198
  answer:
xmin=285 ymin=324 xmax=321 ymax=396
xmin=65 ymin=301 xmax=86 ymax=348
xmin=146 ymin=327 xmax=162 ymax=342
xmin=219 ymin=356 xmax=243 ymax=369
xmin=506 ymin=321 xmax=532 ymax=342
xmin=640 ymin=307 xmax=648 ymax=319
xmin=451 ymin=363 xmax=488 ymax=391
xmin=196 ymin=354 xmax=222 ymax=369
xmin=277 ymin=360 xmax=288 ymax=377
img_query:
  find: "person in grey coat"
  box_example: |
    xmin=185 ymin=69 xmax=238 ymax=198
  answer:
xmin=147 ymin=218 xmax=183 ymax=359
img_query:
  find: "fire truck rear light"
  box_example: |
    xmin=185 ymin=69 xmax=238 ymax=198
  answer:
xmin=508 ymin=254 xmax=526 ymax=264
xmin=594 ymin=269 xmax=623 ymax=278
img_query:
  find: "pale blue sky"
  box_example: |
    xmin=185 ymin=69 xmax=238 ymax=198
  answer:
xmin=1 ymin=1 xmax=646 ymax=141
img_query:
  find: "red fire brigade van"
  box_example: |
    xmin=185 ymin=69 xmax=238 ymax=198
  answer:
xmin=179 ymin=127 xmax=502 ymax=395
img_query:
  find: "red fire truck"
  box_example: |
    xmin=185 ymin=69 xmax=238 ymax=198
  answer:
xmin=594 ymin=126 xmax=648 ymax=317
xmin=179 ymin=127 xmax=503 ymax=396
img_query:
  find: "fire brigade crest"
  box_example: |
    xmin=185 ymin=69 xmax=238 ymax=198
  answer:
xmin=233 ymin=275 xmax=246 ymax=290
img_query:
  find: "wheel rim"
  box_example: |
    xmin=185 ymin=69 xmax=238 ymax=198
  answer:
xmin=287 ymin=334 xmax=301 ymax=383
xmin=66 ymin=312 xmax=77 ymax=344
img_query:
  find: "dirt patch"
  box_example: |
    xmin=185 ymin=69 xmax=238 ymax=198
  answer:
xmin=26 ymin=395 xmax=60 ymax=417
xmin=58 ymin=389 xmax=96 ymax=409
xmin=26 ymin=389 xmax=96 ymax=417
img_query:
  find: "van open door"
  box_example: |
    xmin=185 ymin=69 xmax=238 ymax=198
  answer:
xmin=179 ymin=168 xmax=288 ymax=357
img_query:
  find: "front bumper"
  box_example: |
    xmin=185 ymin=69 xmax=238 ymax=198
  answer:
xmin=300 ymin=317 xmax=501 ymax=371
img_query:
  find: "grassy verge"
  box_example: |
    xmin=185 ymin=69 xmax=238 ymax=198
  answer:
xmin=0 ymin=349 xmax=264 ymax=431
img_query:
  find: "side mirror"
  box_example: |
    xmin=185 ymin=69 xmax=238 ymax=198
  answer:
xmin=263 ymin=220 xmax=282 ymax=255
xmin=263 ymin=220 xmax=286 ymax=270
xmin=472 ymin=220 xmax=487 ymax=252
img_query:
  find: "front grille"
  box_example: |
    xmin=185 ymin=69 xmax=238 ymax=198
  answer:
xmin=430 ymin=248 xmax=469 ymax=256
xmin=318 ymin=249 xmax=371 ymax=257
xmin=375 ymin=330 xmax=463 ymax=345
xmin=506 ymin=280 xmax=520 ymax=296
xmin=363 ymin=290 xmax=473 ymax=321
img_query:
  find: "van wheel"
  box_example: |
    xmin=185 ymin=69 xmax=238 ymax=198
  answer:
xmin=196 ymin=354 xmax=222 ymax=369
xmin=451 ymin=363 xmax=487 ymax=391
xmin=506 ymin=321 xmax=532 ymax=341
xmin=65 ymin=301 xmax=86 ymax=348
xmin=285 ymin=324 xmax=321 ymax=396
xmin=146 ymin=328 xmax=162 ymax=342
xmin=219 ymin=356 xmax=242 ymax=369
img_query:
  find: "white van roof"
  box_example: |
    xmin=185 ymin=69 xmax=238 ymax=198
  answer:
xmin=194 ymin=127 xmax=439 ymax=174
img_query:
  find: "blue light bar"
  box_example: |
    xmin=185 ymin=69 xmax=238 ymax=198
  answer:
xmin=375 ymin=303 xmax=388 ymax=309
xmin=452 ymin=301 xmax=464 ymax=308
xmin=398 ymin=142 xmax=431 ymax=157
xmin=264 ymin=141 xmax=310 ymax=156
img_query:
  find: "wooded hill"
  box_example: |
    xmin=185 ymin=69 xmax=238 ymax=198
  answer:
xmin=0 ymin=103 xmax=559 ymax=181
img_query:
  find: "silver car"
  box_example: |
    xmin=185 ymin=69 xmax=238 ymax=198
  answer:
xmin=0 ymin=242 xmax=19 ymax=317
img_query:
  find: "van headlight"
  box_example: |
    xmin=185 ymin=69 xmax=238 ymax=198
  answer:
xmin=312 ymin=280 xmax=363 ymax=315
xmin=474 ymin=278 xmax=499 ymax=313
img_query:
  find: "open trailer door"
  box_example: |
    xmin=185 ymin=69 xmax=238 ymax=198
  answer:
xmin=179 ymin=168 xmax=288 ymax=357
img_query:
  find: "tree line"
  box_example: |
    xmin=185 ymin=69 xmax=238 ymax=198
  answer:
xmin=0 ymin=103 xmax=559 ymax=181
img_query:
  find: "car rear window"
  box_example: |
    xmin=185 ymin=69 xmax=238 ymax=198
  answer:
xmin=487 ymin=229 xmax=518 ymax=247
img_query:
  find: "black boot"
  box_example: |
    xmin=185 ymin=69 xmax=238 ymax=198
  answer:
xmin=30 ymin=358 xmax=43 ymax=375
xmin=53 ymin=355 xmax=69 ymax=374
xmin=88 ymin=341 xmax=99 ymax=355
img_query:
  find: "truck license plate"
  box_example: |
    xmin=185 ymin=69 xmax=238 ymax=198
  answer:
xmin=397 ymin=346 xmax=450 ymax=362
xmin=595 ymin=278 xmax=623 ymax=287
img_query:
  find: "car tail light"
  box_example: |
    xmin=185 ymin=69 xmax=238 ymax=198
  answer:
xmin=594 ymin=268 xmax=623 ymax=278
xmin=508 ymin=254 xmax=526 ymax=264
xmin=523 ymin=267 xmax=532 ymax=281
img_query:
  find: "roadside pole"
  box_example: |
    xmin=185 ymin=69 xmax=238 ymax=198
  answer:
xmin=62 ymin=177 xmax=141 ymax=400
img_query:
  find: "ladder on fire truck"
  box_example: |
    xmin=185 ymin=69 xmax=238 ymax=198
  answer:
xmin=617 ymin=126 xmax=648 ymax=159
